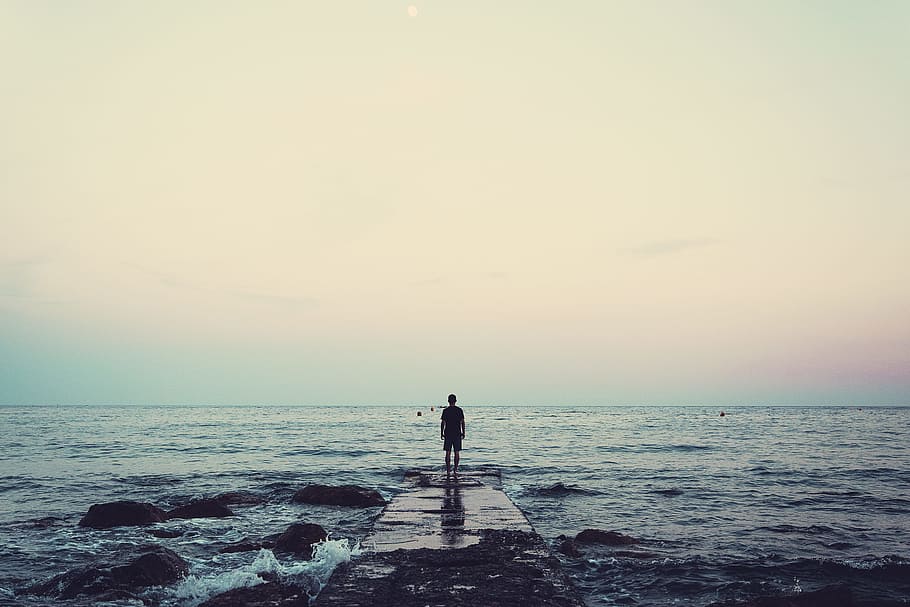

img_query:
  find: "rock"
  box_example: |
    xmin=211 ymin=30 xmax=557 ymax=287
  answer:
xmin=147 ymin=528 xmax=185 ymax=539
xmin=574 ymin=529 xmax=637 ymax=545
xmin=26 ymin=545 xmax=188 ymax=599
xmin=274 ymin=523 xmax=328 ymax=556
xmin=215 ymin=491 xmax=265 ymax=506
xmin=109 ymin=547 xmax=189 ymax=587
xmin=199 ymin=581 xmax=314 ymax=607
xmin=558 ymin=538 xmax=583 ymax=558
xmin=78 ymin=501 xmax=168 ymax=529
xmin=292 ymin=485 xmax=386 ymax=508
xmin=217 ymin=533 xmax=280 ymax=553
xmin=89 ymin=589 xmax=144 ymax=602
xmin=219 ymin=540 xmax=262 ymax=554
xmin=315 ymin=529 xmax=584 ymax=606
xmin=261 ymin=533 xmax=280 ymax=549
xmin=167 ymin=498 xmax=235 ymax=519
xmin=29 ymin=516 xmax=67 ymax=528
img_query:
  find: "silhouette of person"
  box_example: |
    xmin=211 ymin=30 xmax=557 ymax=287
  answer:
xmin=440 ymin=394 xmax=465 ymax=476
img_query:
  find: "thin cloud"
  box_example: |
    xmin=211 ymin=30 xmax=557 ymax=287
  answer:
xmin=618 ymin=238 xmax=720 ymax=258
xmin=232 ymin=290 xmax=319 ymax=308
xmin=410 ymin=276 xmax=446 ymax=287
xmin=410 ymin=272 xmax=509 ymax=287
xmin=123 ymin=262 xmax=197 ymax=290
xmin=124 ymin=262 xmax=318 ymax=307
xmin=821 ymin=170 xmax=910 ymax=190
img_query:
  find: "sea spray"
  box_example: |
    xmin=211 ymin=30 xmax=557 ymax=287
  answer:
xmin=166 ymin=539 xmax=359 ymax=607
xmin=168 ymin=550 xmax=271 ymax=606
xmin=308 ymin=538 xmax=363 ymax=598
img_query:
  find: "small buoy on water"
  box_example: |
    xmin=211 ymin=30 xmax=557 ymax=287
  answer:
xmin=719 ymin=411 xmax=726 ymax=417
xmin=430 ymin=406 xmax=435 ymax=412
xmin=417 ymin=411 xmax=422 ymax=417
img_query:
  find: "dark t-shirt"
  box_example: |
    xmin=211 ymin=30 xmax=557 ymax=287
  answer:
xmin=441 ymin=405 xmax=464 ymax=437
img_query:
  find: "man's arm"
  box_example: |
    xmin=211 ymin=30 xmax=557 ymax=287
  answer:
xmin=460 ymin=416 xmax=465 ymax=439
xmin=440 ymin=418 xmax=445 ymax=440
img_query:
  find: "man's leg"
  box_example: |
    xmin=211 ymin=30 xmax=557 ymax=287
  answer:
xmin=453 ymin=450 xmax=460 ymax=474
xmin=445 ymin=447 xmax=451 ymax=476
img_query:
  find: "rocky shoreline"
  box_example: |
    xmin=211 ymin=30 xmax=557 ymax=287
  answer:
xmin=12 ymin=475 xmax=867 ymax=607
xmin=17 ymin=484 xmax=386 ymax=605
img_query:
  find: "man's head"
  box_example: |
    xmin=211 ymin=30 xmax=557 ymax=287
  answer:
xmin=448 ymin=394 xmax=457 ymax=405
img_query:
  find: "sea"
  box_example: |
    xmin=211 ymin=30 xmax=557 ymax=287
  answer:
xmin=0 ymin=405 xmax=908 ymax=606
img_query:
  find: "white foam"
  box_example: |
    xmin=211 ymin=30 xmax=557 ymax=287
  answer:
xmin=308 ymin=539 xmax=362 ymax=597
xmin=170 ymin=554 xmax=268 ymax=606
xmin=841 ymin=555 xmax=908 ymax=570
xmin=166 ymin=538 xmax=360 ymax=607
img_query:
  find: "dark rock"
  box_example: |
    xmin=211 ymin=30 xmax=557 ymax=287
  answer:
xmin=558 ymin=538 xmax=583 ymax=558
xmin=78 ymin=501 xmax=168 ymax=529
xmin=199 ymin=581 xmax=313 ymax=607
xmin=108 ymin=547 xmax=189 ymax=587
xmin=652 ymin=488 xmax=685 ymax=497
xmin=91 ymin=589 xmax=144 ymax=602
xmin=26 ymin=545 xmax=188 ymax=599
xmin=261 ymin=533 xmax=280 ymax=549
xmin=29 ymin=516 xmax=67 ymax=528
xmin=219 ymin=540 xmax=262 ymax=554
xmin=315 ymin=529 xmax=584 ymax=606
xmin=533 ymin=483 xmax=591 ymax=497
xmin=575 ymin=529 xmax=637 ymax=545
xmin=274 ymin=523 xmax=328 ymax=556
xmin=167 ymin=498 xmax=235 ymax=519
xmin=147 ymin=528 xmax=185 ymax=539
xmin=292 ymin=485 xmax=386 ymax=508
xmin=215 ymin=491 xmax=266 ymax=506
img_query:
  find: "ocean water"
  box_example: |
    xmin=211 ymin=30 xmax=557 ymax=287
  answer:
xmin=0 ymin=405 xmax=908 ymax=606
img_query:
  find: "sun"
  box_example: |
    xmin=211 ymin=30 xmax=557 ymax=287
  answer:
xmin=407 ymin=5 xmax=418 ymax=17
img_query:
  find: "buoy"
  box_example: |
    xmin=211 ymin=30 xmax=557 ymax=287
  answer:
xmin=430 ymin=406 xmax=435 ymax=412
xmin=719 ymin=411 xmax=726 ymax=417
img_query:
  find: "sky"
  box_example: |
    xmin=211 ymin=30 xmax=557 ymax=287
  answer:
xmin=1 ymin=1 xmax=908 ymax=406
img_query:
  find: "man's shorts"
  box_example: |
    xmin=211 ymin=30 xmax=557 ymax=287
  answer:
xmin=443 ymin=436 xmax=462 ymax=452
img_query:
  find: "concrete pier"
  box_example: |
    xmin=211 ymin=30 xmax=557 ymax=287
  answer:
xmin=315 ymin=469 xmax=584 ymax=607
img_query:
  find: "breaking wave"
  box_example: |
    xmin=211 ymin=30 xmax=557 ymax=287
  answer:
xmin=167 ymin=539 xmax=360 ymax=607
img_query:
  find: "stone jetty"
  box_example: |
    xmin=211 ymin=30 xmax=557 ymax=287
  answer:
xmin=315 ymin=468 xmax=584 ymax=607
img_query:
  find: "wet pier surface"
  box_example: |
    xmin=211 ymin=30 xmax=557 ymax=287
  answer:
xmin=315 ymin=469 xmax=584 ymax=607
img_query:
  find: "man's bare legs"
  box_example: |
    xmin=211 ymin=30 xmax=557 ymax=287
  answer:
xmin=445 ymin=449 xmax=460 ymax=476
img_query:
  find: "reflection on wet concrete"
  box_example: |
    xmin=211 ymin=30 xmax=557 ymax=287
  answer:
xmin=365 ymin=468 xmax=533 ymax=552
xmin=440 ymin=481 xmax=465 ymax=546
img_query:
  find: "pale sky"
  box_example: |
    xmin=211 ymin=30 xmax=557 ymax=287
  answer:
xmin=1 ymin=1 xmax=908 ymax=405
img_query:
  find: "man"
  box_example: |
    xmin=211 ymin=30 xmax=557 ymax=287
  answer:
xmin=440 ymin=393 xmax=465 ymax=476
